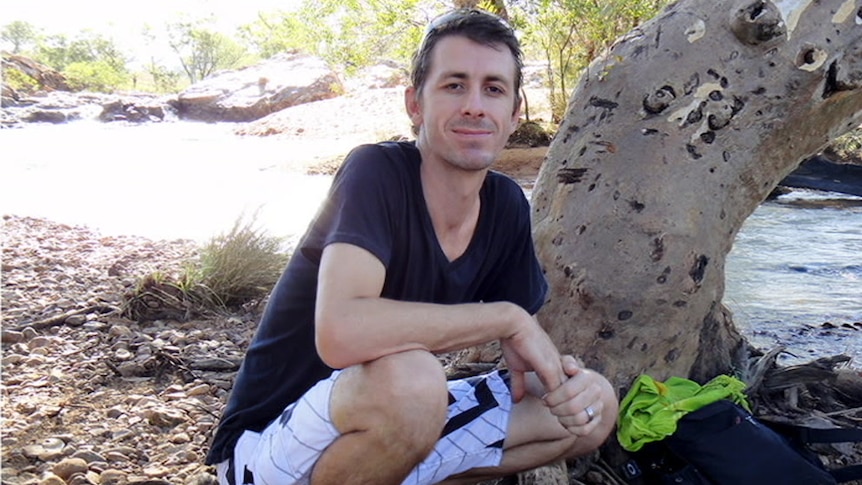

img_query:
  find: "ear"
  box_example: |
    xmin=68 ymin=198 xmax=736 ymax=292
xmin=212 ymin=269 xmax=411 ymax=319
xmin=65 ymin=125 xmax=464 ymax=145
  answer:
xmin=404 ymin=86 xmax=423 ymax=128
xmin=508 ymin=102 xmax=522 ymax=136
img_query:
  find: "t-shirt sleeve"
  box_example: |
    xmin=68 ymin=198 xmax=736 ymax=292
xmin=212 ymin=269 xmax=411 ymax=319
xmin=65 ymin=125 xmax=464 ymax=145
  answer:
xmin=299 ymin=144 xmax=399 ymax=267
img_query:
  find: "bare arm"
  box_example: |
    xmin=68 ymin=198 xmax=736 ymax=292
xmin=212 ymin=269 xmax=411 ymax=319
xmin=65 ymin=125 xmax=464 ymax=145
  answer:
xmin=314 ymin=243 xmax=565 ymax=397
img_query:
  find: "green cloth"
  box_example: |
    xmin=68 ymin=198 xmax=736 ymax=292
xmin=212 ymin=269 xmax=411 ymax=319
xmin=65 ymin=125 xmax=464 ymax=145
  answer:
xmin=617 ymin=374 xmax=750 ymax=452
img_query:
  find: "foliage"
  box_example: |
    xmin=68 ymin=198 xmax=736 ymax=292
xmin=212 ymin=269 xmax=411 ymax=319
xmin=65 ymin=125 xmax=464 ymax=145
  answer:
xmin=3 ymin=65 xmax=38 ymax=93
xmin=195 ymin=216 xmax=289 ymax=308
xmin=63 ymin=60 xmax=129 ymax=92
xmin=141 ymin=60 xmax=184 ymax=93
xmin=512 ymin=0 xmax=672 ymax=122
xmin=239 ymin=0 xmax=443 ymax=75
xmin=37 ymin=30 xmax=128 ymax=72
xmin=29 ymin=29 xmax=131 ymax=92
xmin=1 ymin=20 xmax=39 ymax=54
xmin=167 ymin=19 xmax=252 ymax=84
xmin=123 ymin=215 xmax=289 ymax=321
xmin=825 ymin=126 xmax=862 ymax=163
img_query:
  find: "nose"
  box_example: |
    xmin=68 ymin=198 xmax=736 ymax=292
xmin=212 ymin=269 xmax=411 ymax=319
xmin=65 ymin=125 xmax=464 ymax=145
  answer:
xmin=460 ymin=87 xmax=485 ymax=118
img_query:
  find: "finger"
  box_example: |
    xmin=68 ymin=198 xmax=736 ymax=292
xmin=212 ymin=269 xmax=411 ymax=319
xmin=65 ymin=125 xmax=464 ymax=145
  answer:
xmin=543 ymin=372 xmax=592 ymax=409
xmin=562 ymin=414 xmax=602 ymax=436
xmin=510 ymin=369 xmax=526 ymax=403
xmin=561 ymin=355 xmax=581 ymax=376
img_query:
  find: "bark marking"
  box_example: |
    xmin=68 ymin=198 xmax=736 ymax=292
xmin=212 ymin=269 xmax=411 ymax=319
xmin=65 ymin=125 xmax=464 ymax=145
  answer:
xmin=557 ymin=168 xmax=588 ymax=184
xmin=686 ymin=19 xmax=706 ymax=42
xmin=668 ymin=82 xmax=723 ymax=126
xmin=689 ymin=254 xmax=710 ymax=286
xmin=796 ymin=46 xmax=828 ymax=71
xmin=731 ymin=1 xmax=786 ymax=45
xmin=773 ymin=0 xmax=815 ymax=39
xmin=832 ymin=0 xmax=857 ymax=23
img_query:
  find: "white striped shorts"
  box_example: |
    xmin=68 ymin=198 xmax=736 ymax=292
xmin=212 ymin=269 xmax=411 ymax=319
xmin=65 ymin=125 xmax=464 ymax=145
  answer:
xmin=216 ymin=370 xmax=512 ymax=485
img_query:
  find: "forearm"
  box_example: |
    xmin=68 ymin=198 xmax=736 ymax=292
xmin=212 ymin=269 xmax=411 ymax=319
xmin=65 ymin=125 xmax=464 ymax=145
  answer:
xmin=315 ymin=297 xmax=524 ymax=369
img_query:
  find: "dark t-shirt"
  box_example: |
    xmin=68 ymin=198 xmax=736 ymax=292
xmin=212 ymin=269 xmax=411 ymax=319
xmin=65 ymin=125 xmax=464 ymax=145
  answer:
xmin=206 ymin=141 xmax=548 ymax=464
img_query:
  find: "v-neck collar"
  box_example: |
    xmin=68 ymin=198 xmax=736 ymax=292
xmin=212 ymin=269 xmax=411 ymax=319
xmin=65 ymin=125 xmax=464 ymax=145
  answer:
xmin=415 ymin=164 xmax=488 ymax=267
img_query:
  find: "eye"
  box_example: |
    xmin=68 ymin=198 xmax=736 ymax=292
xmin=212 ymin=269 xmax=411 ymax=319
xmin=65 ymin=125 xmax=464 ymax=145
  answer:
xmin=445 ymin=82 xmax=464 ymax=91
xmin=486 ymin=85 xmax=505 ymax=95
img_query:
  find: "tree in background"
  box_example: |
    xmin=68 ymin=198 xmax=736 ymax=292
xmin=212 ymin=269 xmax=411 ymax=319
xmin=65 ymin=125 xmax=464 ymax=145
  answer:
xmin=167 ymin=19 xmax=250 ymax=84
xmin=240 ymin=0 xmax=441 ymax=75
xmin=1 ymin=20 xmax=40 ymax=54
xmin=512 ymin=0 xmax=670 ymax=122
xmin=32 ymin=30 xmax=131 ymax=92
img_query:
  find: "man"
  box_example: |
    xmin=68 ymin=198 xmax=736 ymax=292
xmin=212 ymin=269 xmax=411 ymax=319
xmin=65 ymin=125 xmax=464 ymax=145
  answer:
xmin=206 ymin=8 xmax=617 ymax=485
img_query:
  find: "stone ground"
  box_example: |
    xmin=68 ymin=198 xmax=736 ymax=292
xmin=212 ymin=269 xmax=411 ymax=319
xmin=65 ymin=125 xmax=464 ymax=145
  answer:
xmin=2 ymin=215 xmax=232 ymax=485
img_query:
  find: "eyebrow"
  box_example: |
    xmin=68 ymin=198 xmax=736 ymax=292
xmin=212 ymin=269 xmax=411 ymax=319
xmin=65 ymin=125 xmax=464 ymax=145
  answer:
xmin=438 ymin=71 xmax=513 ymax=86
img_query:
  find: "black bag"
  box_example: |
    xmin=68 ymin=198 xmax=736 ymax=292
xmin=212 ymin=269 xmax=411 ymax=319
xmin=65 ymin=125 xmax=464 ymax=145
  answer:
xmin=621 ymin=400 xmax=862 ymax=484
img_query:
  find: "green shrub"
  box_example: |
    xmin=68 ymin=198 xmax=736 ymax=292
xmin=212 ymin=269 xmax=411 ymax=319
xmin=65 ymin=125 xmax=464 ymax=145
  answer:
xmin=63 ymin=60 xmax=128 ymax=92
xmin=123 ymin=215 xmax=289 ymax=321
xmin=3 ymin=66 xmax=38 ymax=93
xmin=195 ymin=217 xmax=289 ymax=308
xmin=826 ymin=126 xmax=862 ymax=162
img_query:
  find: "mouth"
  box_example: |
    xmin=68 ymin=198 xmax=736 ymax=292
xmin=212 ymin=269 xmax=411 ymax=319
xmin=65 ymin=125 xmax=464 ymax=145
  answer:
xmin=451 ymin=127 xmax=493 ymax=137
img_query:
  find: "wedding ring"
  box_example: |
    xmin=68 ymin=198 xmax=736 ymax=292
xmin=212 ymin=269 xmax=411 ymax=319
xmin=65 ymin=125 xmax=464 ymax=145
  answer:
xmin=585 ymin=406 xmax=596 ymax=423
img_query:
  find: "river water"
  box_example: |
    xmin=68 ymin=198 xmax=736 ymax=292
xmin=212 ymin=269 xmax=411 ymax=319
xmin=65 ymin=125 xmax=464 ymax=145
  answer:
xmin=2 ymin=122 xmax=860 ymax=366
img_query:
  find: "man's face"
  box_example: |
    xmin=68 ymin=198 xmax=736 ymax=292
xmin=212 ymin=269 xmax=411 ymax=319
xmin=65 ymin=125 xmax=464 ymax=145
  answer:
xmin=406 ymin=35 xmax=520 ymax=172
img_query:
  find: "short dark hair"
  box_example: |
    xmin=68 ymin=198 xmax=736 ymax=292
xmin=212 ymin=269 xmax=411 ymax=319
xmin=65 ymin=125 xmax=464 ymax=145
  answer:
xmin=410 ymin=8 xmax=523 ymax=111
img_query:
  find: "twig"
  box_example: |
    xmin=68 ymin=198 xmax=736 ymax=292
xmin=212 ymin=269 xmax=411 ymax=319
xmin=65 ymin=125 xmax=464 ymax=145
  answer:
xmin=11 ymin=304 xmax=118 ymax=332
xmin=825 ymin=406 xmax=862 ymax=417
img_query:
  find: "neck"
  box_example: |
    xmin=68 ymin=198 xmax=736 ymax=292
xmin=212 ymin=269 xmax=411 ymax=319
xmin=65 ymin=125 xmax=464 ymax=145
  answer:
xmin=419 ymin=154 xmax=485 ymax=261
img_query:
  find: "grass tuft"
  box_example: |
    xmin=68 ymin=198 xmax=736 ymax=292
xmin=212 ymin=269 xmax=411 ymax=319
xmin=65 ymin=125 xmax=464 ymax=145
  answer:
xmin=123 ymin=214 xmax=289 ymax=321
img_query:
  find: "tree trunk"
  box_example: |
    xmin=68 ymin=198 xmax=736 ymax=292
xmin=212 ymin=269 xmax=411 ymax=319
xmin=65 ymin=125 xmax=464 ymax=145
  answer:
xmin=532 ymin=0 xmax=862 ymax=397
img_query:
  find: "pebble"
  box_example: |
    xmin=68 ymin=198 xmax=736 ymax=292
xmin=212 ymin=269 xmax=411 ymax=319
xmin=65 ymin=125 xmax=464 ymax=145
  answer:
xmin=53 ymin=457 xmax=88 ymax=479
xmin=71 ymin=450 xmax=107 ymax=463
xmin=39 ymin=473 xmax=65 ymax=485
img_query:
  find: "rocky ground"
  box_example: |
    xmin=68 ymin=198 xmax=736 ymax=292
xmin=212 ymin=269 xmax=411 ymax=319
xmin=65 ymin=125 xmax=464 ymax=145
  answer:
xmin=2 ymin=215 xmax=245 ymax=485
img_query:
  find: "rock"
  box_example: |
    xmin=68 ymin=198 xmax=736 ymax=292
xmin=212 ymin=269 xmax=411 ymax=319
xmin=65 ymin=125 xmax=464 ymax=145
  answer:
xmin=71 ymin=450 xmax=107 ymax=463
xmin=344 ymin=62 xmax=406 ymax=90
xmin=143 ymin=407 xmax=187 ymax=428
xmin=23 ymin=109 xmax=68 ymax=123
xmin=99 ymin=469 xmax=128 ymax=485
xmin=22 ymin=327 xmax=39 ymax=340
xmin=2 ymin=330 xmax=24 ymax=343
xmin=65 ymin=315 xmax=87 ymax=326
xmin=173 ymin=52 xmax=342 ymax=122
xmin=2 ymin=53 xmax=70 ymax=92
xmin=53 ymin=457 xmax=89 ymax=480
xmin=39 ymin=473 xmax=66 ymax=485
xmin=98 ymin=98 xmax=169 ymax=123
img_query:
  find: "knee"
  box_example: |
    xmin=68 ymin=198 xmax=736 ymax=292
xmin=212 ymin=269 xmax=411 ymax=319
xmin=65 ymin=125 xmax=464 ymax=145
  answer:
xmin=340 ymin=350 xmax=448 ymax=454
xmin=368 ymin=350 xmax=448 ymax=423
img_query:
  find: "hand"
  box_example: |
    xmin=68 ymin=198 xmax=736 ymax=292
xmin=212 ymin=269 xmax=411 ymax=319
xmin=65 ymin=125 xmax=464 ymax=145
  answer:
xmin=542 ymin=355 xmax=607 ymax=436
xmin=499 ymin=306 xmax=565 ymax=402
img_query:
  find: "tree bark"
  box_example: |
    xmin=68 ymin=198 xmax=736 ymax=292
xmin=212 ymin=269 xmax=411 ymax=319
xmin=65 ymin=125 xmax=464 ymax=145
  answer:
xmin=532 ymin=0 xmax=862 ymax=399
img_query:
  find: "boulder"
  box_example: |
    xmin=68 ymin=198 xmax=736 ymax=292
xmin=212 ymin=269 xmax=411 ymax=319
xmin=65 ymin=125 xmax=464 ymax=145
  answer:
xmin=99 ymin=97 xmax=169 ymax=123
xmin=1 ymin=53 xmax=69 ymax=92
xmin=173 ymin=52 xmax=342 ymax=123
